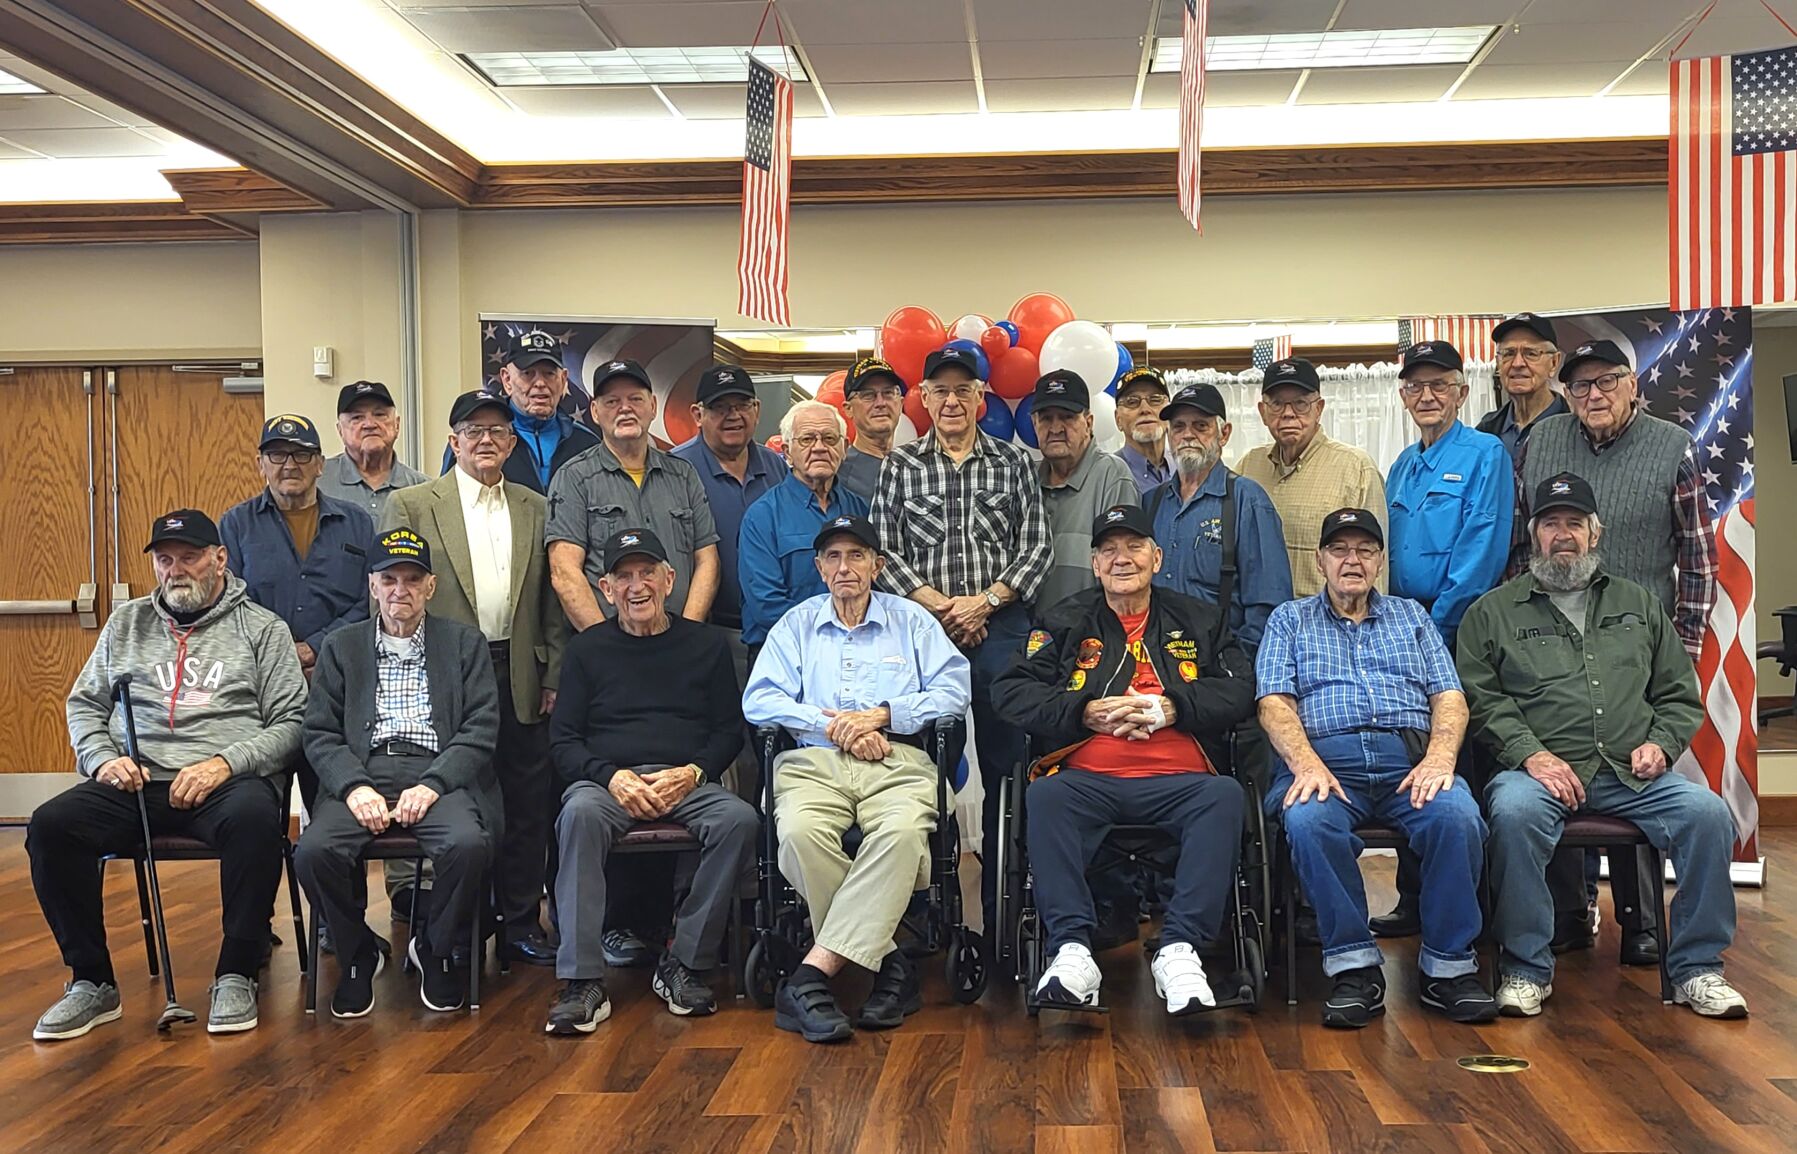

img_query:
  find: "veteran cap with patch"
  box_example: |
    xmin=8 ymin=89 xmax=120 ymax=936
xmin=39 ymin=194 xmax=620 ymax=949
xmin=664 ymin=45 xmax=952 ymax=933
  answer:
xmin=258 ymin=413 xmax=321 ymax=451
xmin=1091 ymin=503 xmax=1155 ymax=546
xmin=371 ymin=527 xmax=432 ymax=573
xmin=603 ymin=526 xmax=668 ymax=573
xmin=1318 ymin=507 xmax=1384 ymax=549
xmin=1532 ymin=472 xmax=1598 ymax=517
xmin=812 ymin=513 xmax=881 ymax=553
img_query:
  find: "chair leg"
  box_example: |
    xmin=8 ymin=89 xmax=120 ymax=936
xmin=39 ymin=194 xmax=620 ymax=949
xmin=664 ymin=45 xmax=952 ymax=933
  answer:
xmin=305 ymin=904 xmax=321 ymax=1015
xmin=469 ymin=867 xmax=482 ymax=1012
xmin=285 ymin=844 xmax=309 ymax=976
xmin=1652 ymin=846 xmax=1674 ymax=1005
xmin=132 ymin=856 xmax=159 ymax=979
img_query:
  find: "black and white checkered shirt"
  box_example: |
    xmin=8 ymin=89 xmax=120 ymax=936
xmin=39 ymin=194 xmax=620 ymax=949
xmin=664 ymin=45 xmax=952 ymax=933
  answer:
xmin=871 ymin=430 xmax=1052 ymax=602
xmin=371 ymin=624 xmax=438 ymax=751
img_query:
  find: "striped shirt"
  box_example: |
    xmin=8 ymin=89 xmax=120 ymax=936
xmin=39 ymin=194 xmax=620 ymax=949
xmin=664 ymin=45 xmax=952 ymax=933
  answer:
xmin=371 ymin=624 xmax=437 ymax=751
xmin=871 ymin=430 xmax=1053 ymax=603
xmin=1236 ymin=430 xmax=1388 ymax=599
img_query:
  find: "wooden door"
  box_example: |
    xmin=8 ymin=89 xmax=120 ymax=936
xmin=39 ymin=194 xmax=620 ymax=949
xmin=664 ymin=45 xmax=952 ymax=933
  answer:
xmin=0 ymin=367 xmax=102 ymax=774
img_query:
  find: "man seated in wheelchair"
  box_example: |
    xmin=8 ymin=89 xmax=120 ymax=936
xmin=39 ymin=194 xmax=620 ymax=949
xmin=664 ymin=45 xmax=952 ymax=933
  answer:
xmin=743 ymin=514 xmax=971 ymax=1042
xmin=1256 ymin=508 xmax=1495 ymax=1028
xmin=993 ymin=503 xmax=1255 ymax=1015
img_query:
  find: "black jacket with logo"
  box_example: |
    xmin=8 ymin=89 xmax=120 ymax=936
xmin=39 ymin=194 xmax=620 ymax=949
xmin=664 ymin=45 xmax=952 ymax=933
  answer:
xmin=993 ymin=585 xmax=1255 ymax=771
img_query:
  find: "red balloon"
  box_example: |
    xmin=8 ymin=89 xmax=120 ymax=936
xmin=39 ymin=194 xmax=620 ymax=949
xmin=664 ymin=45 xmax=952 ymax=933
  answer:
xmin=989 ymin=345 xmax=1039 ymax=400
xmin=1006 ymin=292 xmax=1075 ymax=355
xmin=903 ymin=388 xmax=932 ymax=436
xmin=979 ymin=325 xmax=1012 ymax=364
xmin=814 ymin=369 xmax=857 ymax=444
xmin=879 ymin=305 xmax=944 ymax=388
xmin=765 ymin=434 xmax=785 ymax=455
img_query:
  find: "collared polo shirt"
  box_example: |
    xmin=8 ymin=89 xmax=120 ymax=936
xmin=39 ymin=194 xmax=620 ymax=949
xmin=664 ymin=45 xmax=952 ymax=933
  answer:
xmin=1237 ymin=430 xmax=1389 ymax=599
xmin=1036 ymin=446 xmax=1140 ymax=613
xmin=1149 ymin=466 xmax=1291 ymax=650
xmin=736 ymin=474 xmax=869 ymax=646
xmin=319 ymin=452 xmax=427 ymax=520
xmin=670 ymin=435 xmax=788 ymax=629
xmin=1386 ymin=419 xmax=1513 ymax=646
xmin=219 ymin=490 xmax=374 ymax=651
xmin=1118 ymin=442 xmax=1174 ymax=495
xmin=1482 ymin=394 xmax=1569 ymax=464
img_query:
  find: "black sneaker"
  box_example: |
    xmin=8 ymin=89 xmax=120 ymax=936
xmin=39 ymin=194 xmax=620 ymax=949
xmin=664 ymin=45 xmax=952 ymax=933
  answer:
xmin=651 ymin=954 xmax=716 ymax=1017
xmin=602 ymin=928 xmax=656 ymax=968
xmin=775 ymin=974 xmax=852 ymax=1043
xmin=545 ymin=979 xmax=611 ymax=1035
xmin=331 ymin=934 xmax=386 ymax=1019
xmin=1368 ymin=897 xmax=1421 ymax=939
xmin=1419 ymin=972 xmax=1499 ymax=1023
xmin=1550 ymin=907 xmax=1597 ymax=954
xmin=409 ymin=935 xmax=466 ymax=1012
xmin=856 ymin=951 xmax=922 ymax=1030
xmin=1321 ymin=966 xmax=1386 ymax=1029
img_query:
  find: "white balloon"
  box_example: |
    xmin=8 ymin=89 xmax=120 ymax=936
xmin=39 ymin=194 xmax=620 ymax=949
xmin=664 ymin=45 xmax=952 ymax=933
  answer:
xmin=893 ymin=414 xmax=920 ymax=446
xmin=1039 ymin=320 xmax=1120 ymax=395
xmin=946 ymin=313 xmax=992 ymax=343
xmin=1090 ymin=390 xmax=1124 ymax=453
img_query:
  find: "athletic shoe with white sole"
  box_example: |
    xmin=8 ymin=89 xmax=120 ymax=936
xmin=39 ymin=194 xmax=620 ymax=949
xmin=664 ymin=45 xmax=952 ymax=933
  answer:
xmin=1035 ymin=942 xmax=1102 ymax=1007
xmin=331 ymin=935 xmax=387 ymax=1019
xmin=1495 ymin=973 xmax=1551 ymax=1018
xmin=545 ymin=979 xmax=611 ymax=1035
xmin=1674 ymin=972 xmax=1748 ymax=1019
xmin=32 ymin=981 xmax=122 ymax=1041
xmin=1149 ymin=942 xmax=1215 ymax=1015
xmin=652 ymin=954 xmax=717 ymax=1016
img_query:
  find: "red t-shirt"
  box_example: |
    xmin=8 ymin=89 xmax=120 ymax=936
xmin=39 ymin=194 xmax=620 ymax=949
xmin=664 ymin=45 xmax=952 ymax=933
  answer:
xmin=1066 ymin=610 xmax=1214 ymax=779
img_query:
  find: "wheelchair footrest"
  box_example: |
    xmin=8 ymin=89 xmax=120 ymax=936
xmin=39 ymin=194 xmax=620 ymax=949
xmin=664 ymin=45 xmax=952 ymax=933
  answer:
xmin=1029 ymin=994 xmax=1110 ymax=1016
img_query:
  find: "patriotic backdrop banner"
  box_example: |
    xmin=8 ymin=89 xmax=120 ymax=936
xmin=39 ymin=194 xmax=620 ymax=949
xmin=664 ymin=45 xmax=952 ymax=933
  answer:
xmin=477 ymin=315 xmax=715 ymax=450
xmin=1555 ymin=305 xmax=1759 ymax=861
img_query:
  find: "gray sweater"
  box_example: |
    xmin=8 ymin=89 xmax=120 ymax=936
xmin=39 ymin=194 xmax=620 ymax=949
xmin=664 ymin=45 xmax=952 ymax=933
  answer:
xmin=66 ymin=575 xmax=307 ymax=780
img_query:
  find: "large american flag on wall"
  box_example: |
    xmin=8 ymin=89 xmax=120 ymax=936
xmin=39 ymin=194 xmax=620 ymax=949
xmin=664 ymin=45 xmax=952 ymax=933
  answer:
xmin=1669 ymin=44 xmax=1797 ymax=311
xmin=739 ymin=56 xmax=793 ymax=325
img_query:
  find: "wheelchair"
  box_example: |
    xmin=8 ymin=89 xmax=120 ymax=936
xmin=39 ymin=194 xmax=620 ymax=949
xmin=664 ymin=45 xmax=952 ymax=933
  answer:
xmin=993 ymin=733 xmax=1271 ymax=1016
xmin=740 ymin=716 xmax=990 ymax=1008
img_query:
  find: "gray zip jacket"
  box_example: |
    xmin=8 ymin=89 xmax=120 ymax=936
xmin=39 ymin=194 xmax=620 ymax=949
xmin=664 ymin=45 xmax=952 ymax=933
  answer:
xmin=66 ymin=574 xmax=308 ymax=780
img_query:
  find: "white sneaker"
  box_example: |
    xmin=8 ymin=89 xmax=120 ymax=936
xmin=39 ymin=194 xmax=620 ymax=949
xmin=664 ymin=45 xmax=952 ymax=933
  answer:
xmin=1035 ymin=943 xmax=1101 ymax=1007
xmin=1149 ymin=942 xmax=1215 ymax=1015
xmin=1495 ymin=973 xmax=1551 ymax=1017
xmin=1675 ymin=972 xmax=1748 ymax=1019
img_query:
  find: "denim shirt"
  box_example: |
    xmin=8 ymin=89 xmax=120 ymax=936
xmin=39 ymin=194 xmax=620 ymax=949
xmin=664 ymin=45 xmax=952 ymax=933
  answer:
xmin=219 ymin=490 xmax=374 ymax=652
xmin=737 ymin=475 xmax=870 ymax=646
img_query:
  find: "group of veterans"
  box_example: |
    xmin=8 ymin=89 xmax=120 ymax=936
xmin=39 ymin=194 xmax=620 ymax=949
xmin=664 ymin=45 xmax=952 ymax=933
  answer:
xmin=26 ymin=311 xmax=1747 ymax=1046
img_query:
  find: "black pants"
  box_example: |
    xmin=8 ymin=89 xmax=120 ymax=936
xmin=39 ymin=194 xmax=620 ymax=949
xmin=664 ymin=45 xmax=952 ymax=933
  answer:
xmin=968 ymin=603 xmax=1031 ymax=927
xmin=490 ymin=643 xmax=553 ymax=945
xmin=27 ymin=775 xmax=284 ymax=985
xmin=294 ymin=787 xmax=490 ymax=960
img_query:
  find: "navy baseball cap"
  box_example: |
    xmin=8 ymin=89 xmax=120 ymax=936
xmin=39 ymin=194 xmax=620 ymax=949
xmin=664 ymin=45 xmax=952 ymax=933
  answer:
xmin=1400 ymin=340 xmax=1464 ymax=379
xmin=594 ymin=358 xmax=652 ymax=392
xmin=449 ymin=389 xmax=513 ymax=427
xmin=1160 ymin=383 xmax=1227 ymax=421
xmin=1261 ymin=358 xmax=1320 ymax=393
xmin=923 ymin=346 xmax=981 ymax=380
xmin=1032 ymin=370 xmax=1090 ymax=414
xmin=603 ymin=526 xmax=668 ymax=573
xmin=812 ymin=514 xmax=881 ymax=553
xmin=258 ymin=413 xmax=321 ymax=451
xmin=1492 ymin=312 xmax=1558 ymax=346
xmin=506 ymin=329 xmax=563 ymax=371
xmin=1559 ymin=339 xmax=1632 ymax=383
xmin=144 ymin=509 xmax=220 ymax=553
xmin=370 ymin=527 xmax=432 ymax=573
xmin=1319 ymin=507 xmax=1384 ymax=548
xmin=336 ymin=380 xmax=394 ymax=414
xmin=846 ymin=356 xmax=906 ymax=396
xmin=696 ymin=364 xmax=757 ymax=405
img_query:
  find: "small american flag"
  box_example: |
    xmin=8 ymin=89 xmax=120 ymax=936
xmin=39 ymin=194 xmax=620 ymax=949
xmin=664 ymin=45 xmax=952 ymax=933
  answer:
xmin=1176 ymin=0 xmax=1209 ymax=231
xmin=1399 ymin=315 xmax=1498 ymax=363
xmin=1251 ymin=335 xmax=1291 ymax=369
xmin=1669 ymin=45 xmax=1797 ymax=310
xmin=739 ymin=56 xmax=793 ymax=325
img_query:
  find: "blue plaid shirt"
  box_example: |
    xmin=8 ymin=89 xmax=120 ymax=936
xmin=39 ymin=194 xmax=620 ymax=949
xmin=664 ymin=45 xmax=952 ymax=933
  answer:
xmin=1255 ymin=590 xmax=1460 ymax=739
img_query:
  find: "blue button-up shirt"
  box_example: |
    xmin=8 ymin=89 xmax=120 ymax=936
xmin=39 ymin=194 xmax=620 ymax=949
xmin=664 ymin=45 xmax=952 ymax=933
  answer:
xmin=1149 ymin=468 xmax=1291 ymax=650
xmin=219 ymin=490 xmax=374 ymax=652
xmin=1386 ymin=419 xmax=1513 ymax=645
xmin=737 ymin=475 xmax=870 ymax=647
xmin=671 ymin=435 xmax=788 ymax=629
xmin=1118 ymin=442 xmax=1174 ymax=495
xmin=744 ymin=591 xmax=971 ymax=749
xmin=1255 ymin=590 xmax=1460 ymax=739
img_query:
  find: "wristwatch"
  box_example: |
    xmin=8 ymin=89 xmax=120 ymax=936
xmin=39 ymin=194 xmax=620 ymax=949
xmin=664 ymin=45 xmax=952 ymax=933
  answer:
xmin=983 ymin=589 xmax=1003 ymax=610
xmin=691 ymin=765 xmax=706 ymax=788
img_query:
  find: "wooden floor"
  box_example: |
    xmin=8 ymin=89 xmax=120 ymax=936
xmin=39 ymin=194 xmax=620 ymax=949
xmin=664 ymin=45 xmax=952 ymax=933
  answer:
xmin=1 ymin=829 xmax=1795 ymax=1154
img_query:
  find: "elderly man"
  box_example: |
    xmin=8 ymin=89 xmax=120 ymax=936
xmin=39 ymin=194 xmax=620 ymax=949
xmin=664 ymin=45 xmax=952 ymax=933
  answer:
xmin=443 ymin=329 xmax=601 ymax=492
xmin=1458 ymin=473 xmax=1745 ymax=1019
xmin=1476 ymin=313 xmax=1569 ymax=462
xmin=743 ymin=514 xmax=971 ymax=1041
xmin=1257 ymin=509 xmax=1495 ymax=1027
xmin=383 ymin=390 xmax=568 ymax=967
xmin=30 ymin=510 xmax=305 ymax=1040
xmin=295 ymin=529 xmax=501 ymax=1016
xmin=1148 ymin=383 xmax=1291 ymax=653
xmin=321 ymin=380 xmax=427 ymax=519
xmin=546 ymin=358 xmax=720 ymax=631
xmin=838 ymin=357 xmax=906 ymax=501
xmin=872 ymin=344 xmax=1053 ymax=926
xmin=995 ymin=504 xmax=1255 ymax=1015
xmin=1113 ymin=367 xmax=1174 ymax=494
xmin=739 ymin=400 xmax=871 ymax=651
xmin=1238 ymin=358 xmax=1388 ymax=599
xmin=221 ymin=414 xmax=375 ymax=681
xmin=545 ymin=527 xmax=756 ymax=1032
xmin=1032 ymin=369 xmax=1139 ymax=612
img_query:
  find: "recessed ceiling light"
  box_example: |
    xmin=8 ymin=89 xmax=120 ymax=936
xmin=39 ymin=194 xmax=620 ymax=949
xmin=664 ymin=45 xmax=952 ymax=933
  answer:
xmin=0 ymin=67 xmax=47 ymax=95
xmin=463 ymin=47 xmax=806 ymax=88
xmin=1152 ymin=26 xmax=1496 ymax=73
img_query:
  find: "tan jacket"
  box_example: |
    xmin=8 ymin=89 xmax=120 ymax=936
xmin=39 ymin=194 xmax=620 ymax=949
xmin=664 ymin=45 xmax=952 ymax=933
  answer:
xmin=382 ymin=471 xmax=567 ymax=725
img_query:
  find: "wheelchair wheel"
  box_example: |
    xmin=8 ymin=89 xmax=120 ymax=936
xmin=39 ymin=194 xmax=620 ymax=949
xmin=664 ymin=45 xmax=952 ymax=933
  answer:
xmin=743 ymin=938 xmax=779 ymax=1009
xmin=1241 ymin=934 xmax=1265 ymax=1013
xmin=946 ymin=928 xmax=989 ymax=1004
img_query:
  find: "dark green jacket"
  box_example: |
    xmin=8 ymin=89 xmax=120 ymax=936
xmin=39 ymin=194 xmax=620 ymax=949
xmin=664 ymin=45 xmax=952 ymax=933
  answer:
xmin=1455 ymin=568 xmax=1701 ymax=791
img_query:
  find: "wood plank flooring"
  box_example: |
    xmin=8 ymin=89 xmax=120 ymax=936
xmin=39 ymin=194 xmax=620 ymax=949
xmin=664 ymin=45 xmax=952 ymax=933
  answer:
xmin=0 ymin=827 xmax=1794 ymax=1153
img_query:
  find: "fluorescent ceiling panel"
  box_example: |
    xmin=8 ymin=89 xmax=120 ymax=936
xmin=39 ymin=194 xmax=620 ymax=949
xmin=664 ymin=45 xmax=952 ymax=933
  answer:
xmin=463 ymin=46 xmax=805 ymax=86
xmin=0 ymin=68 xmax=47 ymax=95
xmin=1151 ymin=26 xmax=1496 ymax=73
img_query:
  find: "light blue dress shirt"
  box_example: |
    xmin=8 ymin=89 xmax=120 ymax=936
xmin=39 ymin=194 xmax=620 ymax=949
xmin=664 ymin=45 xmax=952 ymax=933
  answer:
xmin=1386 ymin=419 xmax=1513 ymax=645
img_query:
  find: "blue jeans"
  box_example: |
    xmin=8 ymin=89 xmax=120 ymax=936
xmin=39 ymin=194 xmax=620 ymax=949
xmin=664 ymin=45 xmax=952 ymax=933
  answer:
xmin=1485 ymin=768 xmax=1737 ymax=985
xmin=1268 ymin=730 xmax=1486 ymax=979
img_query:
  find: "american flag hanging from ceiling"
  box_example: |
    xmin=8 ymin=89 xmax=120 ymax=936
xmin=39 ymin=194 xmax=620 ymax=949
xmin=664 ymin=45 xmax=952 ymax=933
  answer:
xmin=1398 ymin=315 xmax=1499 ymax=363
xmin=1176 ymin=0 xmax=1210 ymax=230
xmin=1251 ymin=335 xmax=1291 ymax=369
xmin=739 ymin=55 xmax=793 ymax=325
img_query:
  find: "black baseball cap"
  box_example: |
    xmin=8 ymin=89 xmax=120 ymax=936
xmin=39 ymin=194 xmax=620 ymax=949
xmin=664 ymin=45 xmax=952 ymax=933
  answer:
xmin=1558 ymin=339 xmax=1631 ymax=383
xmin=1160 ymin=383 xmax=1226 ymax=421
xmin=846 ymin=356 xmax=905 ymax=396
xmin=1533 ymin=472 xmax=1599 ymax=517
xmin=449 ymin=389 xmax=514 ymax=427
xmin=1319 ymin=507 xmax=1384 ymax=548
xmin=1032 ymin=370 xmax=1090 ymax=414
xmin=696 ymin=364 xmax=757 ymax=406
xmin=258 ymin=413 xmax=322 ymax=451
xmin=1114 ymin=366 xmax=1168 ymax=398
xmin=144 ymin=508 xmax=220 ymax=553
xmin=603 ymin=526 xmax=668 ymax=573
xmin=593 ymin=357 xmax=652 ymax=392
xmin=923 ymin=346 xmax=981 ymax=380
xmin=812 ymin=513 xmax=881 ymax=553
xmin=1092 ymin=503 xmax=1155 ymax=546
xmin=370 ymin=527 xmax=432 ymax=573
xmin=337 ymin=380 xmax=394 ymax=414
xmin=1261 ymin=357 xmax=1320 ymax=394
xmin=506 ymin=329 xmax=563 ymax=371
xmin=1492 ymin=312 xmax=1558 ymax=346
xmin=1400 ymin=340 xmax=1464 ymax=378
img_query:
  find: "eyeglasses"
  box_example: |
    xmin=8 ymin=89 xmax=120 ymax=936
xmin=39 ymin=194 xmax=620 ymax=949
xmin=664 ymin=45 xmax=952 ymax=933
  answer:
xmin=455 ymin=424 xmax=514 ymax=443
xmin=1398 ymin=379 xmax=1462 ymax=398
xmin=1116 ymin=392 xmax=1170 ymax=411
xmin=851 ymin=385 xmax=903 ymax=403
xmin=1566 ymin=371 xmax=1629 ymax=398
xmin=1323 ymin=542 xmax=1382 ymax=560
xmin=1262 ymin=397 xmax=1319 ymax=416
xmin=1497 ymin=346 xmax=1557 ymax=363
xmin=704 ymin=399 xmax=758 ymax=418
xmin=926 ymin=384 xmax=982 ymax=403
xmin=262 ymin=449 xmax=318 ymax=465
xmin=791 ymin=432 xmax=844 ymax=449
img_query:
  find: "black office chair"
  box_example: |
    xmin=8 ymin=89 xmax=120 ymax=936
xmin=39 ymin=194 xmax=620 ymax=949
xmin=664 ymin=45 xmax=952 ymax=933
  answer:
xmin=1757 ymin=606 xmax=1797 ymax=726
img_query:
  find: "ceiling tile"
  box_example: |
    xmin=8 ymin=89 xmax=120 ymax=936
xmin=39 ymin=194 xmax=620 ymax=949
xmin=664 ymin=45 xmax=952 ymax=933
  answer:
xmin=0 ymin=94 xmax=123 ymax=131
xmin=1479 ymin=22 xmax=1668 ymax=67
xmin=588 ymin=2 xmax=768 ymax=47
xmin=1452 ymin=62 xmax=1636 ymax=100
xmin=977 ymin=38 xmax=1143 ymax=80
xmin=659 ymin=82 xmax=826 ymax=118
xmin=1606 ymin=66 xmax=1671 ymax=97
xmin=0 ymin=127 xmax=174 ymax=157
xmin=783 ymin=0 xmax=966 ymax=46
xmin=983 ymin=76 xmax=1134 ymax=113
xmin=1171 ymin=0 xmax=1341 ymax=37
xmin=1518 ymin=0 xmax=1693 ymax=24
xmin=1335 ymin=0 xmax=1513 ymax=30
xmin=0 ymin=55 xmax=82 ymax=95
xmin=1673 ymin=13 xmax=1797 ymax=58
xmin=61 ymin=93 xmax=159 ymax=127
xmin=498 ymin=85 xmax=670 ymax=116
xmin=0 ymin=141 xmax=45 ymax=159
xmin=802 ymin=42 xmax=973 ymax=84
xmin=824 ymin=80 xmax=978 ymax=116
xmin=398 ymin=5 xmax=612 ymax=53
xmin=1141 ymin=68 xmax=1300 ymax=109
xmin=973 ymin=0 xmax=1148 ymax=42
xmin=1295 ymin=64 xmax=1462 ymax=105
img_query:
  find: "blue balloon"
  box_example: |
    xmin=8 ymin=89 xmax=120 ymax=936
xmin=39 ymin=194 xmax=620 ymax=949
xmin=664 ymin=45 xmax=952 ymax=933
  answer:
xmin=1108 ymin=341 xmax=1134 ymax=395
xmin=944 ymin=338 xmax=990 ymax=380
xmin=996 ymin=320 xmax=1020 ymax=346
xmin=1011 ymin=393 xmax=1038 ymax=447
xmin=977 ymin=390 xmax=1014 ymax=440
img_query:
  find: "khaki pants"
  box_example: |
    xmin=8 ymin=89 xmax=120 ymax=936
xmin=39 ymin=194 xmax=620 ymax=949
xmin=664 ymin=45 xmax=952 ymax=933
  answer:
xmin=772 ymin=744 xmax=938 ymax=971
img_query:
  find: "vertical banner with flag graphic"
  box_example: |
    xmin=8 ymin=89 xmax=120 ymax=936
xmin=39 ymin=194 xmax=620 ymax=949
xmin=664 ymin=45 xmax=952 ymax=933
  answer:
xmin=739 ymin=56 xmax=793 ymax=325
xmin=1176 ymin=0 xmax=1209 ymax=231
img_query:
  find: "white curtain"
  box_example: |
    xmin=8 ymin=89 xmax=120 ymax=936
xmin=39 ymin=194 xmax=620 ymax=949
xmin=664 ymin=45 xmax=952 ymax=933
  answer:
xmin=1167 ymin=361 xmax=1498 ymax=475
